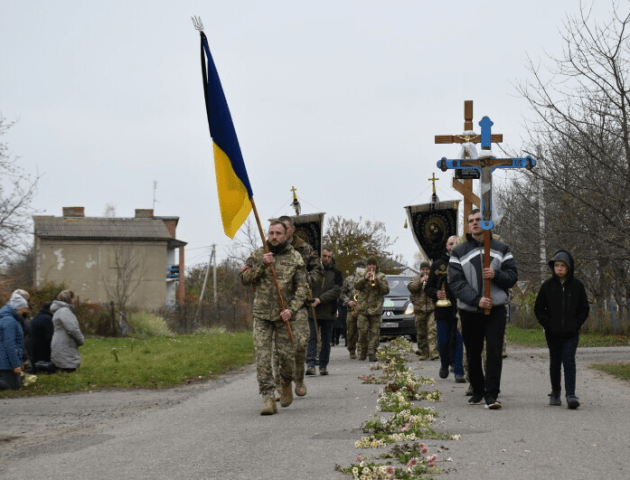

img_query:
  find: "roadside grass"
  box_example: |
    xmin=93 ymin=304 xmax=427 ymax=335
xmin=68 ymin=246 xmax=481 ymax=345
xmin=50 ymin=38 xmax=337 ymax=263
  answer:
xmin=506 ymin=324 xmax=630 ymax=348
xmin=590 ymin=363 xmax=630 ymax=381
xmin=0 ymin=330 xmax=254 ymax=398
xmin=507 ymin=324 xmax=630 ymax=381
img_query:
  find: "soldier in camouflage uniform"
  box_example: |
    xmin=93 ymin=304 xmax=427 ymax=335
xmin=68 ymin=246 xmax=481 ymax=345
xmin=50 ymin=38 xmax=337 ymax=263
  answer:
xmin=274 ymin=216 xmax=324 ymax=397
xmin=339 ymin=260 xmax=366 ymax=359
xmin=408 ymin=262 xmax=439 ymax=360
xmin=355 ymin=257 xmax=389 ymax=361
xmin=240 ymin=221 xmax=309 ymax=415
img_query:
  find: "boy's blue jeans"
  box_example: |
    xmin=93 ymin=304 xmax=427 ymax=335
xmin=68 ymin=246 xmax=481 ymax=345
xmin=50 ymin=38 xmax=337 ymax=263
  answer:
xmin=545 ymin=333 xmax=579 ymax=396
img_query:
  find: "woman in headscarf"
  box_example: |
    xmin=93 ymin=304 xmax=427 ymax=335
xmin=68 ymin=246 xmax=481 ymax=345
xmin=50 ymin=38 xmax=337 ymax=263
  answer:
xmin=0 ymin=293 xmax=30 ymax=390
xmin=50 ymin=290 xmax=85 ymax=372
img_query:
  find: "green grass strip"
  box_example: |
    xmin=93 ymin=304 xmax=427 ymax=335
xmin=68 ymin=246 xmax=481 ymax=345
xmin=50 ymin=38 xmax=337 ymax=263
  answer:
xmin=2 ymin=331 xmax=254 ymax=398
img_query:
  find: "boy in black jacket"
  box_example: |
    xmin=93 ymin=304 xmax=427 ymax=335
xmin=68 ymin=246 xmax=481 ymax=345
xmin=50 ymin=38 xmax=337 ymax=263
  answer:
xmin=534 ymin=250 xmax=589 ymax=409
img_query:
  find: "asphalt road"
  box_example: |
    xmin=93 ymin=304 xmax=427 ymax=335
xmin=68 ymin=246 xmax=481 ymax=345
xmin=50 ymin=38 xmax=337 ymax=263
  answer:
xmin=1 ymin=343 xmax=629 ymax=479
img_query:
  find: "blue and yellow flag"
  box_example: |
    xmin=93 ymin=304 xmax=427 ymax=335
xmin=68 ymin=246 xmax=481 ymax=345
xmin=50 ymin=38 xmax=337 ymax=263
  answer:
xmin=199 ymin=32 xmax=253 ymax=238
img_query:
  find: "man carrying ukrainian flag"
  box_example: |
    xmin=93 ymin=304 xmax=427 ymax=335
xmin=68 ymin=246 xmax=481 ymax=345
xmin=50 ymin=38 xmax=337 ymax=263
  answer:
xmin=193 ymin=18 xmax=306 ymax=414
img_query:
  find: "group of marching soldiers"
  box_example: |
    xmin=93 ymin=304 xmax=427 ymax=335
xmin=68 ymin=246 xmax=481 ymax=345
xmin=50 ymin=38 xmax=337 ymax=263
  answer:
xmin=239 ymin=217 xmax=392 ymax=415
xmin=240 ymin=208 xmax=519 ymax=414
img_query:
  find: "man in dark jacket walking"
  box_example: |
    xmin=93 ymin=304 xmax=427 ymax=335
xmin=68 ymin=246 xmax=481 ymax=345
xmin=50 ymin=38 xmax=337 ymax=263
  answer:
xmin=449 ymin=209 xmax=518 ymax=409
xmin=534 ymin=250 xmax=589 ymax=409
xmin=306 ymin=247 xmax=343 ymax=376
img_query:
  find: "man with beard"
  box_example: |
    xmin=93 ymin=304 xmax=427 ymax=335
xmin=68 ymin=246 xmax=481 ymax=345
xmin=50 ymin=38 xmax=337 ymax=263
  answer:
xmin=240 ymin=221 xmax=309 ymax=415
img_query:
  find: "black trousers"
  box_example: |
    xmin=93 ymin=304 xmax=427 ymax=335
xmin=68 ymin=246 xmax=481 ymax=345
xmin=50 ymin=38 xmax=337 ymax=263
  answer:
xmin=460 ymin=306 xmax=506 ymax=400
xmin=0 ymin=370 xmax=22 ymax=390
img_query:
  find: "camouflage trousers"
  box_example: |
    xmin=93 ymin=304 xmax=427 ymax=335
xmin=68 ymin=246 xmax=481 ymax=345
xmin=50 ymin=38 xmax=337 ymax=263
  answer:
xmin=254 ymin=317 xmax=296 ymax=397
xmin=273 ymin=308 xmax=308 ymax=388
xmin=347 ymin=311 xmax=358 ymax=355
xmin=415 ymin=311 xmax=438 ymax=358
xmin=357 ymin=313 xmax=381 ymax=359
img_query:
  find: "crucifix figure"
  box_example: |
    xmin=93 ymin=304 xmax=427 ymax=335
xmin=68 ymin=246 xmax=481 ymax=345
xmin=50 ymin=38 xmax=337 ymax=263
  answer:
xmin=437 ymin=115 xmax=536 ymax=312
xmin=435 ymin=100 xmax=502 ymax=221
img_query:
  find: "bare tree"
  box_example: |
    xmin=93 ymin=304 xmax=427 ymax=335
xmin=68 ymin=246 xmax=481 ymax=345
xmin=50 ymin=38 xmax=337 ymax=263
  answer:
xmin=103 ymin=244 xmax=147 ymax=313
xmin=324 ymin=216 xmax=403 ymax=275
xmin=504 ymin=1 xmax=630 ymax=319
xmin=0 ymin=115 xmax=39 ymax=265
xmin=103 ymin=203 xmax=117 ymax=217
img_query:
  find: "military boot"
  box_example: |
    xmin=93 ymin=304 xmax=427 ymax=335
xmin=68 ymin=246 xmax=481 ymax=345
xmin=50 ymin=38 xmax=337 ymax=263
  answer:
xmin=280 ymin=382 xmax=293 ymax=407
xmin=260 ymin=395 xmax=277 ymax=415
xmin=295 ymin=381 xmax=307 ymax=397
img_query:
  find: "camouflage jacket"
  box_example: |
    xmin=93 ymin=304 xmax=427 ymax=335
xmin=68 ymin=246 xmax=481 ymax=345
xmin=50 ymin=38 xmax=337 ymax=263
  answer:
xmin=339 ymin=270 xmax=362 ymax=308
xmin=291 ymin=236 xmax=324 ymax=289
xmin=354 ymin=270 xmax=390 ymax=316
xmin=407 ymin=275 xmax=435 ymax=313
xmin=240 ymin=244 xmax=309 ymax=321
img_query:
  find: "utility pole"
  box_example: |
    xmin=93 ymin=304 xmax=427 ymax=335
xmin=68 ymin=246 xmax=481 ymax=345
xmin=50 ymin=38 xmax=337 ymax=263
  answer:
xmin=196 ymin=245 xmax=216 ymax=323
xmin=537 ymin=145 xmax=546 ymax=280
xmin=152 ymin=181 xmax=158 ymax=211
xmin=211 ymin=244 xmax=217 ymax=304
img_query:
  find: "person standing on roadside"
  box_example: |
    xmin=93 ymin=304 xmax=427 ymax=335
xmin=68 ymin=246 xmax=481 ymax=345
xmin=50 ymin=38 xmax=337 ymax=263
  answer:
xmin=339 ymin=260 xmax=366 ymax=359
xmin=355 ymin=257 xmax=389 ymax=362
xmin=534 ymin=250 xmax=589 ymax=409
xmin=449 ymin=209 xmax=517 ymax=409
xmin=305 ymin=247 xmax=343 ymax=376
xmin=240 ymin=221 xmax=309 ymax=415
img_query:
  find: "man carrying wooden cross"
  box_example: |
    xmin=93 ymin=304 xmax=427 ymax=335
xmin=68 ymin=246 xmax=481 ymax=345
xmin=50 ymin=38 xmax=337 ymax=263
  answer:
xmin=448 ymin=209 xmax=517 ymax=409
xmin=439 ymin=114 xmax=531 ymax=409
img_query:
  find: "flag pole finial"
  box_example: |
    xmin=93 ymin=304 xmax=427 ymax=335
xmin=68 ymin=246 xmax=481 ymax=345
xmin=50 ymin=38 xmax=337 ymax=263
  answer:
xmin=191 ymin=16 xmax=204 ymax=32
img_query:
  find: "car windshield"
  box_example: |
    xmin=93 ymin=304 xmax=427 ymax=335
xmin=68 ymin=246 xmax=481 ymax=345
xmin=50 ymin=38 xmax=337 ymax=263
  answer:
xmin=387 ymin=276 xmax=413 ymax=296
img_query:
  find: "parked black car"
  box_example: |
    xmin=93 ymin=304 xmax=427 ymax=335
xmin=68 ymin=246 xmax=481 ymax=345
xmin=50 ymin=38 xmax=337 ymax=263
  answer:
xmin=379 ymin=275 xmax=416 ymax=342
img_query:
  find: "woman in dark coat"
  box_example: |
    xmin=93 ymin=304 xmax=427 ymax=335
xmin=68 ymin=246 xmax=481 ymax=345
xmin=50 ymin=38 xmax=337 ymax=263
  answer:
xmin=30 ymin=301 xmax=54 ymax=365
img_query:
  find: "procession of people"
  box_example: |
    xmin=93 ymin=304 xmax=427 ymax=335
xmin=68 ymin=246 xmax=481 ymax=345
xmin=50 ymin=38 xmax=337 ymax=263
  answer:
xmin=235 ymin=205 xmax=590 ymax=416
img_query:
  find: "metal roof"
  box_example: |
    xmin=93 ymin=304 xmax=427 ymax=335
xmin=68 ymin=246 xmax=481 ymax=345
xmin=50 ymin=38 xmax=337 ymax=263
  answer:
xmin=33 ymin=216 xmax=179 ymax=242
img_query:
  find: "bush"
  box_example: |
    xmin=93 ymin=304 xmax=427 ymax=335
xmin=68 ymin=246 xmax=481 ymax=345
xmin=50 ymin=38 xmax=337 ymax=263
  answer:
xmin=129 ymin=312 xmax=174 ymax=337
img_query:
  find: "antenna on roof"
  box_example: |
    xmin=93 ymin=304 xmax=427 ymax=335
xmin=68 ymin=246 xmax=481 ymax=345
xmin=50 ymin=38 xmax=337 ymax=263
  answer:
xmin=152 ymin=181 xmax=158 ymax=211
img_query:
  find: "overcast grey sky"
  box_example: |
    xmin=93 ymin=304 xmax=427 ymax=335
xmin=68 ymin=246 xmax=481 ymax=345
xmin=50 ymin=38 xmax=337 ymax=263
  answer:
xmin=0 ymin=0 xmax=616 ymax=269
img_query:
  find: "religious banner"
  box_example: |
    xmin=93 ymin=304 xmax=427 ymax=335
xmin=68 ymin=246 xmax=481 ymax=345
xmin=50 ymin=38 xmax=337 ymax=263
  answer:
xmin=271 ymin=212 xmax=325 ymax=256
xmin=404 ymin=201 xmax=460 ymax=261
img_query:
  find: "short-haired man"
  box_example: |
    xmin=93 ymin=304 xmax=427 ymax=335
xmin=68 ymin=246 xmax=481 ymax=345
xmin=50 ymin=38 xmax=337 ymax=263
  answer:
xmin=407 ymin=261 xmax=438 ymax=361
xmin=306 ymin=247 xmax=343 ymax=375
xmin=449 ymin=209 xmax=517 ymax=409
xmin=355 ymin=257 xmax=389 ymax=361
xmin=339 ymin=260 xmax=366 ymax=359
xmin=277 ymin=216 xmax=324 ymax=396
xmin=240 ymin=221 xmax=309 ymax=415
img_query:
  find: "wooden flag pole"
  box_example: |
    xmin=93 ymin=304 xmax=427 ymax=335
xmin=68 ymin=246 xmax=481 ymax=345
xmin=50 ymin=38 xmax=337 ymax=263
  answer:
xmin=250 ymin=197 xmax=294 ymax=342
